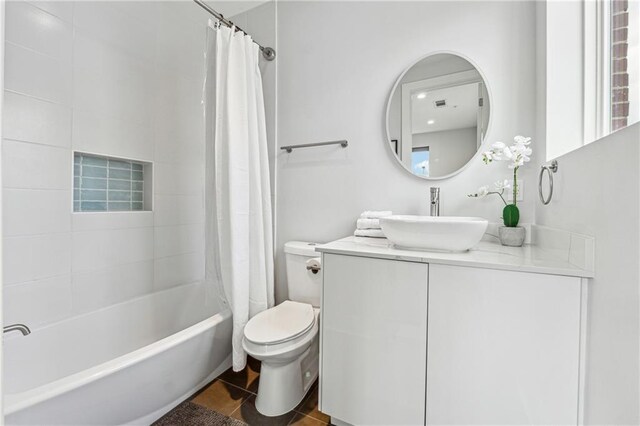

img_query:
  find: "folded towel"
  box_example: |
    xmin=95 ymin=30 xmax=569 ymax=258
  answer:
xmin=360 ymin=210 xmax=392 ymax=219
xmin=356 ymin=218 xmax=381 ymax=229
xmin=354 ymin=229 xmax=386 ymax=238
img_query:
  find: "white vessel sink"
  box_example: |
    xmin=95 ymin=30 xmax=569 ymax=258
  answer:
xmin=379 ymin=215 xmax=489 ymax=252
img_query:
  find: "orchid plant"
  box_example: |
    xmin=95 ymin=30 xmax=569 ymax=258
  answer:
xmin=468 ymin=135 xmax=532 ymax=227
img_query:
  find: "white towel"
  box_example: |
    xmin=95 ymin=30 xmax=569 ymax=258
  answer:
xmin=354 ymin=229 xmax=386 ymax=238
xmin=360 ymin=210 xmax=393 ymax=219
xmin=356 ymin=218 xmax=381 ymax=229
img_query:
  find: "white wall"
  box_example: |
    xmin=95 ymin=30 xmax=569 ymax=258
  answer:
xmin=2 ymin=1 xmax=213 ymax=329
xmin=536 ymin=124 xmax=640 ymax=424
xmin=275 ymin=1 xmax=538 ymax=301
xmin=413 ymin=127 xmax=477 ymax=177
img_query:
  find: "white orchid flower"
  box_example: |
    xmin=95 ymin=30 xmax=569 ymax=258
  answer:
xmin=482 ymin=151 xmax=494 ymax=164
xmin=502 ymin=147 xmax=514 ymax=159
xmin=514 ymin=135 xmax=532 ymax=145
xmin=494 ymin=179 xmax=511 ymax=191
xmin=475 ymin=136 xmax=532 ymax=209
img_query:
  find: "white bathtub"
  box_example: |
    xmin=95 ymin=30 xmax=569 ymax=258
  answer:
xmin=4 ymin=282 xmax=232 ymax=425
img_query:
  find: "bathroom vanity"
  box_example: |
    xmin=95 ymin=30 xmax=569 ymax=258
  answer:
xmin=317 ymin=235 xmax=593 ymax=426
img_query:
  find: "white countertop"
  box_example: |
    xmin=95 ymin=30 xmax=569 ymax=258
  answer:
xmin=316 ymin=236 xmax=594 ymax=278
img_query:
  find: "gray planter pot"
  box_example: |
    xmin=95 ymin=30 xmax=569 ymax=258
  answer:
xmin=498 ymin=226 xmax=526 ymax=247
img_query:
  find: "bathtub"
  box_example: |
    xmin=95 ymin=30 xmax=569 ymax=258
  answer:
xmin=4 ymin=282 xmax=232 ymax=425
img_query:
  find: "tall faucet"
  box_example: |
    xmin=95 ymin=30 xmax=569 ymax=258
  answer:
xmin=430 ymin=187 xmax=440 ymax=216
xmin=4 ymin=324 xmax=31 ymax=336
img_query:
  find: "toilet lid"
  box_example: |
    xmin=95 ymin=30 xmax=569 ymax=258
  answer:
xmin=244 ymin=301 xmax=315 ymax=345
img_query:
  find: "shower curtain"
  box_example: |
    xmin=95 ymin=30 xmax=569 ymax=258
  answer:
xmin=205 ymin=22 xmax=274 ymax=371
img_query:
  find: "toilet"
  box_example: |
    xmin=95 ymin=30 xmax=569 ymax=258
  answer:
xmin=242 ymin=241 xmax=322 ymax=417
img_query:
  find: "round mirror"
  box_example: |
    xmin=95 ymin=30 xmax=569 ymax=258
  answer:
xmin=386 ymin=52 xmax=491 ymax=179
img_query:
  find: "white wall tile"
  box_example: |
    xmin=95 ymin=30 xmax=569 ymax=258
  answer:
xmin=3 ymin=189 xmax=71 ymax=236
xmin=73 ymin=68 xmax=154 ymax=128
xmin=72 ymin=33 xmax=155 ymax=127
xmin=4 ymin=275 xmax=73 ymax=328
xmin=153 ymin=84 xmax=204 ymax=165
xmin=71 ymin=227 xmax=154 ymax=273
xmin=73 ymin=1 xmax=155 ymax=63
xmin=2 ymin=139 xmax=71 ymax=189
xmin=154 ymin=162 xmax=204 ymax=195
xmin=153 ymin=252 xmax=204 ymax=291
xmin=4 ymin=233 xmax=71 ymax=285
xmin=72 ymin=211 xmax=153 ymax=232
xmin=109 ymin=1 xmax=161 ymax=29
xmin=154 ymin=18 xmax=205 ymax=82
xmin=154 ymin=223 xmax=204 ymax=259
xmin=6 ymin=1 xmax=72 ymax=60
xmin=27 ymin=1 xmax=74 ymax=23
xmin=153 ymin=126 xmax=204 ymax=166
xmin=2 ymin=91 xmax=72 ymax=147
xmin=71 ymin=260 xmax=153 ymax=314
xmin=72 ymin=109 xmax=153 ymax=161
xmin=159 ymin=1 xmax=208 ymax=28
xmin=154 ymin=194 xmax=204 ymax=226
xmin=153 ymin=73 xmax=204 ymax=164
xmin=4 ymin=42 xmax=72 ymax=105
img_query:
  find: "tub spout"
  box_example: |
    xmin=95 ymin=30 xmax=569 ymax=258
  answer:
xmin=4 ymin=324 xmax=31 ymax=336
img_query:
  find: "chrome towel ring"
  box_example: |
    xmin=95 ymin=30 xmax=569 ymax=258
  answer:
xmin=538 ymin=160 xmax=559 ymax=205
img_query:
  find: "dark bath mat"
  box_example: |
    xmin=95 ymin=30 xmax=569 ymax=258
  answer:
xmin=152 ymin=401 xmax=248 ymax=426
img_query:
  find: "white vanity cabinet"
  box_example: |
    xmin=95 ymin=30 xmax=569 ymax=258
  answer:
xmin=320 ymin=253 xmax=429 ymax=426
xmin=426 ymin=264 xmax=583 ymax=425
xmin=318 ymin=240 xmax=589 ymax=426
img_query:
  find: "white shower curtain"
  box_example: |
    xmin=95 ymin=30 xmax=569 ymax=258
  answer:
xmin=206 ymin=23 xmax=274 ymax=371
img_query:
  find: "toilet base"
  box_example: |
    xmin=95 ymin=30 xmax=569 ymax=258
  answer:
xmin=254 ymin=336 xmax=319 ymax=416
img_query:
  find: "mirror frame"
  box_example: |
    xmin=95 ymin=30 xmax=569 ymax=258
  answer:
xmin=385 ymin=50 xmax=493 ymax=181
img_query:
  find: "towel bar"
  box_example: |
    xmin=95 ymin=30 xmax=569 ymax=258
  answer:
xmin=280 ymin=140 xmax=348 ymax=153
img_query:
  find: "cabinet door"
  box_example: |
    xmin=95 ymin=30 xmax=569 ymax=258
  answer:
xmin=426 ymin=264 xmax=581 ymax=425
xmin=320 ymin=254 xmax=428 ymax=426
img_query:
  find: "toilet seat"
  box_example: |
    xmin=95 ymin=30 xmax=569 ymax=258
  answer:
xmin=244 ymin=301 xmax=315 ymax=345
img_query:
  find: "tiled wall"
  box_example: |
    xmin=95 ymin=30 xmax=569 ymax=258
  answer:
xmin=2 ymin=1 xmax=212 ymax=328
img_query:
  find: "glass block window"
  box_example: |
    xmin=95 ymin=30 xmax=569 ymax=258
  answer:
xmin=73 ymin=153 xmax=148 ymax=212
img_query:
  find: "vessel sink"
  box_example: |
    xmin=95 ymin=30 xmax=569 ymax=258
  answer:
xmin=379 ymin=215 xmax=489 ymax=252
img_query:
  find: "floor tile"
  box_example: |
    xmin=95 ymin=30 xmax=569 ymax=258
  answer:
xmin=191 ymin=379 xmax=253 ymax=416
xmin=288 ymin=412 xmax=329 ymax=425
xmin=218 ymin=356 xmax=261 ymax=393
xmin=230 ymin=395 xmax=297 ymax=426
xmin=295 ymin=384 xmax=330 ymax=423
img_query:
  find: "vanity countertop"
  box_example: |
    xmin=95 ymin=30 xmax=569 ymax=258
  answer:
xmin=316 ymin=236 xmax=594 ymax=278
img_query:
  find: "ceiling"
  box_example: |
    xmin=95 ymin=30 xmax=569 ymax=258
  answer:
xmin=411 ymin=82 xmax=479 ymax=134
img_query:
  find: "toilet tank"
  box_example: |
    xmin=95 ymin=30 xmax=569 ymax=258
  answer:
xmin=284 ymin=241 xmax=322 ymax=308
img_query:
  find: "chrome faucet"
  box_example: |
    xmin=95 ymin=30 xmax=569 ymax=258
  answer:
xmin=4 ymin=324 xmax=31 ymax=336
xmin=430 ymin=187 xmax=440 ymax=216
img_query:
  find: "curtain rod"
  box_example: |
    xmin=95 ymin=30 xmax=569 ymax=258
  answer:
xmin=193 ymin=0 xmax=276 ymax=61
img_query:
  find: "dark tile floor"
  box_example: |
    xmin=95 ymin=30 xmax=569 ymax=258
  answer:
xmin=154 ymin=357 xmax=331 ymax=425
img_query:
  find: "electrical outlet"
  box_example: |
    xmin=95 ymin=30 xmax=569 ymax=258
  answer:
xmin=507 ymin=179 xmax=524 ymax=202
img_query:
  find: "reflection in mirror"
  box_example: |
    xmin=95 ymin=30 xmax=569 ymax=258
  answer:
xmin=387 ymin=53 xmax=490 ymax=179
